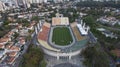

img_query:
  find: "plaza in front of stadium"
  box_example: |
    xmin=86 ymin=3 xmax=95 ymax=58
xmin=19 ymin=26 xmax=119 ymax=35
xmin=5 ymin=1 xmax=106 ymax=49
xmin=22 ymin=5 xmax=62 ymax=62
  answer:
xmin=35 ymin=13 xmax=90 ymax=60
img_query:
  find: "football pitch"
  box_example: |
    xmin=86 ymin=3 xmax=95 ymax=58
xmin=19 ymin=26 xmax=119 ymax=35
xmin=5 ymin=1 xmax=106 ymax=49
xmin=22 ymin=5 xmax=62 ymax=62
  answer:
xmin=52 ymin=27 xmax=73 ymax=46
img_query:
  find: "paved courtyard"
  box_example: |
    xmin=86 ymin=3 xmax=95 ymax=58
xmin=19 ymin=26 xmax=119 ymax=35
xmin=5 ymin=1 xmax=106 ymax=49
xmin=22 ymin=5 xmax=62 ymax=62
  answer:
xmin=54 ymin=63 xmax=79 ymax=67
xmin=45 ymin=54 xmax=85 ymax=67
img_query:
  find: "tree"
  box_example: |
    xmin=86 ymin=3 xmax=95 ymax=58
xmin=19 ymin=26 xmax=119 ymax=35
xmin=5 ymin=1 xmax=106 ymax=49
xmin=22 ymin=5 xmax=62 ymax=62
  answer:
xmin=81 ymin=45 xmax=110 ymax=67
xmin=22 ymin=19 xmax=29 ymax=27
xmin=3 ymin=20 xmax=10 ymax=26
xmin=13 ymin=32 xmax=19 ymax=39
xmin=31 ymin=16 xmax=39 ymax=22
xmin=40 ymin=60 xmax=47 ymax=67
xmin=76 ymin=1 xmax=120 ymax=8
xmin=83 ymin=15 xmax=98 ymax=28
xmin=21 ymin=45 xmax=45 ymax=67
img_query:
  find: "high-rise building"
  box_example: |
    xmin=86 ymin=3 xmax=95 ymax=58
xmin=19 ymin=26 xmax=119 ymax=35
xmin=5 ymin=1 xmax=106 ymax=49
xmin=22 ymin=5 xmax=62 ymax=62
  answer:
xmin=53 ymin=0 xmax=69 ymax=3
xmin=27 ymin=0 xmax=48 ymax=4
xmin=73 ymin=0 xmax=119 ymax=2
xmin=0 ymin=0 xmax=19 ymax=10
xmin=0 ymin=0 xmax=18 ymax=7
xmin=0 ymin=1 xmax=5 ymax=11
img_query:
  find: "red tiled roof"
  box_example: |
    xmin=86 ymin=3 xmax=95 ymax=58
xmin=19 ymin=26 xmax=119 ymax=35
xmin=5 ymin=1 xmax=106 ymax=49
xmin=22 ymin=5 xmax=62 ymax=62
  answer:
xmin=0 ymin=37 xmax=9 ymax=43
xmin=0 ymin=44 xmax=4 ymax=48
xmin=7 ymin=51 xmax=18 ymax=57
xmin=9 ymin=46 xmax=20 ymax=51
xmin=5 ymin=42 xmax=13 ymax=49
xmin=4 ymin=31 xmax=14 ymax=38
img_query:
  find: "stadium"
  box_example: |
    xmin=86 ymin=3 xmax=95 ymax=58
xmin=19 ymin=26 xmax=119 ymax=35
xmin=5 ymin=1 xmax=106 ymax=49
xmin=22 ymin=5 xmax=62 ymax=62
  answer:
xmin=35 ymin=14 xmax=90 ymax=60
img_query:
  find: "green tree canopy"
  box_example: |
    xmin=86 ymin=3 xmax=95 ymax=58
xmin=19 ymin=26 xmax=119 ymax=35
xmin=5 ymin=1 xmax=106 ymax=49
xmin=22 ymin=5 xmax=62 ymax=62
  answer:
xmin=81 ymin=45 xmax=110 ymax=67
xmin=21 ymin=45 xmax=44 ymax=67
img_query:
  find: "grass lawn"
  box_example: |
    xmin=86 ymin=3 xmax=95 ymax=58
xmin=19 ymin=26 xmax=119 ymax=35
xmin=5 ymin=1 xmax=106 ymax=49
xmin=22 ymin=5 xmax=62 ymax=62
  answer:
xmin=52 ymin=27 xmax=73 ymax=46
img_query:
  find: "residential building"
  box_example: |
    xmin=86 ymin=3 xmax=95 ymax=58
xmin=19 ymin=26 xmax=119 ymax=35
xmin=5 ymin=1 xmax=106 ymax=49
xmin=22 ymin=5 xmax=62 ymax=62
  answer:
xmin=97 ymin=16 xmax=119 ymax=26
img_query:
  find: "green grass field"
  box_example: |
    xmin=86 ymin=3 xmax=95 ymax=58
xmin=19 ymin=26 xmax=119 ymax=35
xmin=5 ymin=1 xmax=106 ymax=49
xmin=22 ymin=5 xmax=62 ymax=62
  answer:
xmin=52 ymin=27 xmax=73 ymax=46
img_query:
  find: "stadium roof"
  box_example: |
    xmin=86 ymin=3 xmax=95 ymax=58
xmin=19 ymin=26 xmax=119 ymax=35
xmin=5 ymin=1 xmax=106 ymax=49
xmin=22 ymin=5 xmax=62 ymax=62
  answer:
xmin=77 ymin=24 xmax=87 ymax=35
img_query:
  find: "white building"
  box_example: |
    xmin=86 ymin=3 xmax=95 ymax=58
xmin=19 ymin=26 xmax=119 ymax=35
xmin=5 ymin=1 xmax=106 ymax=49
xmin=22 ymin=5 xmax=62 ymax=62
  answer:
xmin=77 ymin=20 xmax=90 ymax=35
xmin=0 ymin=1 xmax=5 ymax=11
xmin=0 ymin=0 xmax=18 ymax=8
xmin=53 ymin=0 xmax=69 ymax=3
xmin=28 ymin=0 xmax=48 ymax=4
xmin=97 ymin=16 xmax=119 ymax=26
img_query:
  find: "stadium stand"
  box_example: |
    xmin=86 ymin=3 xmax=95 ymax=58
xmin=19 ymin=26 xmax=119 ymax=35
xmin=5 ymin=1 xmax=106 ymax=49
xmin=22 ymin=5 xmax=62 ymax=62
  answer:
xmin=62 ymin=39 xmax=88 ymax=52
xmin=52 ymin=17 xmax=69 ymax=26
xmin=37 ymin=22 xmax=60 ymax=52
xmin=52 ymin=18 xmax=61 ymax=25
xmin=70 ymin=22 xmax=77 ymax=28
xmin=71 ymin=22 xmax=85 ymax=41
xmin=38 ymin=40 xmax=60 ymax=52
xmin=77 ymin=24 xmax=88 ymax=35
xmin=37 ymin=22 xmax=50 ymax=41
xmin=38 ymin=26 xmax=49 ymax=41
xmin=72 ymin=27 xmax=84 ymax=41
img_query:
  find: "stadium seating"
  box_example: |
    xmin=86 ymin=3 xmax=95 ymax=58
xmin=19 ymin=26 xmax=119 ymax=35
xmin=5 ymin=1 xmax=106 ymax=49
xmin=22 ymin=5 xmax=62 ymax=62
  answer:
xmin=38 ymin=40 xmax=60 ymax=52
xmin=71 ymin=22 xmax=85 ymax=41
xmin=37 ymin=23 xmax=60 ymax=52
xmin=38 ymin=26 xmax=50 ymax=41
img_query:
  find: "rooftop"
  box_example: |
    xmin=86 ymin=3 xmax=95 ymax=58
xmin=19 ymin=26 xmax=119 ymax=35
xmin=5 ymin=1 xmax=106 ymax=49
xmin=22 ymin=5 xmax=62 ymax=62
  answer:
xmin=111 ymin=49 xmax=120 ymax=57
xmin=0 ymin=37 xmax=10 ymax=44
xmin=9 ymin=46 xmax=20 ymax=51
xmin=77 ymin=24 xmax=88 ymax=35
xmin=7 ymin=51 xmax=18 ymax=57
xmin=0 ymin=44 xmax=4 ymax=49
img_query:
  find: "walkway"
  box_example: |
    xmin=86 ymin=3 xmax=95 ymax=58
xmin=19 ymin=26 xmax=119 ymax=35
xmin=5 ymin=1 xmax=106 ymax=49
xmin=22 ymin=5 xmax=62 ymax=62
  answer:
xmin=54 ymin=63 xmax=79 ymax=67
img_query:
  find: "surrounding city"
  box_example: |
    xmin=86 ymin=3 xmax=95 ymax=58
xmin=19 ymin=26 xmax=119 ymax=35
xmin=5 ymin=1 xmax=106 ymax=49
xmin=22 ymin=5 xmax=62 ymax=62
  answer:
xmin=0 ymin=0 xmax=120 ymax=67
